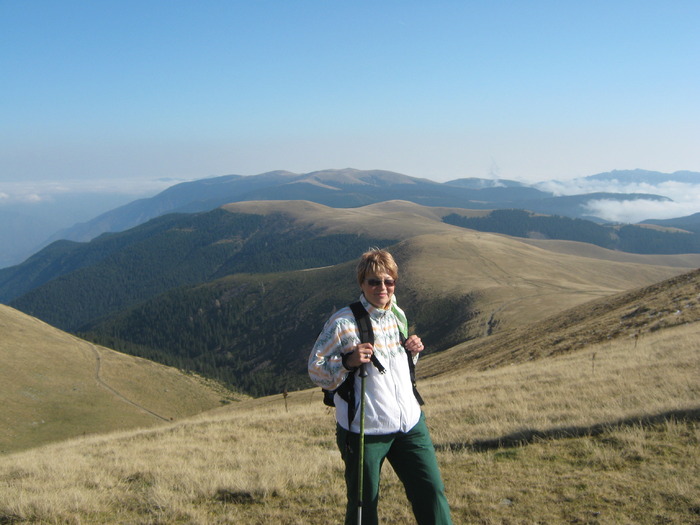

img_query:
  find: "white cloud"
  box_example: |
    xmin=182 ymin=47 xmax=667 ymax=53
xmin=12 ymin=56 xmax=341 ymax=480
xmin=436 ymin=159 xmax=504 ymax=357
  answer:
xmin=22 ymin=193 xmax=46 ymax=203
xmin=536 ymin=178 xmax=700 ymax=222
xmin=0 ymin=178 xmax=186 ymax=206
xmin=583 ymin=198 xmax=698 ymax=223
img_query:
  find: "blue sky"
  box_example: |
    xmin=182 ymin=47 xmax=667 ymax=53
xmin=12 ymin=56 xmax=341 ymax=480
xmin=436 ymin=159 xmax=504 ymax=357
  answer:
xmin=2 ymin=0 xmax=699 ymax=193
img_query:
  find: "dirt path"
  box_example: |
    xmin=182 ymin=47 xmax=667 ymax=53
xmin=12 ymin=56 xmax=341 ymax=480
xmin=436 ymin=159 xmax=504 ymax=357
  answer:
xmin=89 ymin=344 xmax=170 ymax=422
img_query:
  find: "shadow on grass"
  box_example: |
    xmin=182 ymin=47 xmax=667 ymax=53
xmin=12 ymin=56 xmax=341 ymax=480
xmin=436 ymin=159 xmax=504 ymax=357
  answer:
xmin=435 ymin=407 xmax=700 ymax=452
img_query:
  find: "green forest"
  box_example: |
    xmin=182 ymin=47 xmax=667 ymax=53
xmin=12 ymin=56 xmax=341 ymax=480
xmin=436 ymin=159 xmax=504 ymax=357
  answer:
xmin=9 ymin=204 xmax=698 ymax=397
xmin=8 ymin=209 xmax=397 ymax=331
xmin=443 ymin=209 xmax=700 ymax=254
xmin=80 ymin=267 xmax=477 ymax=397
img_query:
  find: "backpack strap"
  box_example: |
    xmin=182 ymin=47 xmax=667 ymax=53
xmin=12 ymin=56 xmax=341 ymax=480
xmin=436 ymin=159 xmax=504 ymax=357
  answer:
xmin=349 ymin=302 xmax=385 ymax=374
xmin=321 ymin=302 xmax=379 ymax=408
xmin=392 ymin=304 xmax=424 ymax=406
xmin=335 ymin=302 xmax=385 ymax=429
xmin=330 ymin=301 xmax=424 ymax=430
xmin=401 ymin=330 xmax=425 ymax=406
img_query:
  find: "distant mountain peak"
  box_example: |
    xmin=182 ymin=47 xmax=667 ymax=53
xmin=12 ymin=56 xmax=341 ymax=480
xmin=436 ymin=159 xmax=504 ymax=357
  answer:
xmin=586 ymin=169 xmax=700 ymax=184
xmin=445 ymin=177 xmax=528 ymax=189
xmin=300 ymin=168 xmax=422 ymax=187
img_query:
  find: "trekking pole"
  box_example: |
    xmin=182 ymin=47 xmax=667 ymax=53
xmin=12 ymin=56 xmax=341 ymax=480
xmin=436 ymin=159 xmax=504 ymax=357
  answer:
xmin=356 ymin=363 xmax=368 ymax=525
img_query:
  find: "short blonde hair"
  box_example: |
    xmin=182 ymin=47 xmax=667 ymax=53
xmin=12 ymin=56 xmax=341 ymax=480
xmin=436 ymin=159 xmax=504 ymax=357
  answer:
xmin=356 ymin=248 xmax=398 ymax=286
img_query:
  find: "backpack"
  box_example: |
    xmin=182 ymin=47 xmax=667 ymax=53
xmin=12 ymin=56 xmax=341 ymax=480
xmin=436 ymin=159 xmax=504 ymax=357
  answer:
xmin=322 ymin=301 xmax=424 ymax=428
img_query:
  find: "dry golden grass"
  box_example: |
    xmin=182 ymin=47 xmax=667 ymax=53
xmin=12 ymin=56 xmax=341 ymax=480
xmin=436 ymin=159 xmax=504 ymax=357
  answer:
xmin=3 ymin=201 xmax=699 ymax=523
xmin=6 ymin=203 xmax=697 ymax=457
xmin=1 ymin=321 xmax=697 ymax=524
xmin=393 ymin=232 xmax=695 ymax=338
xmin=419 ymin=267 xmax=700 ymax=376
xmin=227 ymin=200 xmax=699 ymax=336
xmin=0 ymin=305 xmax=242 ymax=454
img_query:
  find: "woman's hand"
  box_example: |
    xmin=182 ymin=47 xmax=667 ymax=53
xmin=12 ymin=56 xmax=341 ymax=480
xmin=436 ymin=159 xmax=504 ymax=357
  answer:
xmin=404 ymin=335 xmax=424 ymax=355
xmin=343 ymin=343 xmax=374 ymax=369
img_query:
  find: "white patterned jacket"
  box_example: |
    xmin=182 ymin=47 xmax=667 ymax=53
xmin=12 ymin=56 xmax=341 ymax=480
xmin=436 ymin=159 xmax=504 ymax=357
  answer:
xmin=308 ymin=294 xmax=421 ymax=434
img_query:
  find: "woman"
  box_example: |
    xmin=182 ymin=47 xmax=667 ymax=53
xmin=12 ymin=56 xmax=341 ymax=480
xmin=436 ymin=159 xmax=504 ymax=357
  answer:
xmin=308 ymin=248 xmax=452 ymax=525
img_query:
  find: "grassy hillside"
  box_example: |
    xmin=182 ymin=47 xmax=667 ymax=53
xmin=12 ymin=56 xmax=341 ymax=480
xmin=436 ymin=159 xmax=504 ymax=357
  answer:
xmin=4 ymin=207 xmax=396 ymax=330
xmin=79 ymin=232 xmax=695 ymax=396
xmin=419 ymin=267 xmax=700 ymax=376
xmin=1 ymin=270 xmax=697 ymax=524
xmin=444 ymin=208 xmax=700 ymax=253
xmin=4 ymin=199 xmax=699 ymax=398
xmin=0 ymin=305 xmax=243 ymax=454
xmin=643 ymin=211 xmax=700 ymax=234
xmin=77 ymin=201 xmax=700 ymax=396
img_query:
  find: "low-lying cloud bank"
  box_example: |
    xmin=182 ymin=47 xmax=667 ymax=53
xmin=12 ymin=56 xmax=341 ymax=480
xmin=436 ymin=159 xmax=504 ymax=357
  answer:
xmin=0 ymin=178 xmax=186 ymax=205
xmin=536 ymin=178 xmax=700 ymax=223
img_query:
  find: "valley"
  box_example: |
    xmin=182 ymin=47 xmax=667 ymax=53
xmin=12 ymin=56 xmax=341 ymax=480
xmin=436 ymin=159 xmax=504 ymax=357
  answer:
xmin=1 ymin=193 xmax=699 ymax=522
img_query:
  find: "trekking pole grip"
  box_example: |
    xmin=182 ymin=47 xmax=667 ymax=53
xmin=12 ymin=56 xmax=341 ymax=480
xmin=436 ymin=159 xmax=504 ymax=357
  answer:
xmin=359 ymin=363 xmax=368 ymax=378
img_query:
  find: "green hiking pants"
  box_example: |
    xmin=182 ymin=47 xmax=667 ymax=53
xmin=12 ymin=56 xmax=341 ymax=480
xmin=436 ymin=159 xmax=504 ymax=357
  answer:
xmin=336 ymin=412 xmax=453 ymax=525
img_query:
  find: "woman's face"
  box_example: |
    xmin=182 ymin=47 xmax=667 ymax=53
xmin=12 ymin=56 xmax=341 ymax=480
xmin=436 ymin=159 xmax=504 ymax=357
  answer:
xmin=360 ymin=271 xmax=396 ymax=309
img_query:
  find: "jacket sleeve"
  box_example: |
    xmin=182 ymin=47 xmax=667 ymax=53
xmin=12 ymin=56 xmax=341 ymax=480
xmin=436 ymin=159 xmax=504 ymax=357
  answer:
xmin=308 ymin=310 xmax=359 ymax=391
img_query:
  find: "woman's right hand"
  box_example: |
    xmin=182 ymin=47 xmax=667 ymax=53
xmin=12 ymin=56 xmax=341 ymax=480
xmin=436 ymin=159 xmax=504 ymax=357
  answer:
xmin=344 ymin=343 xmax=374 ymax=369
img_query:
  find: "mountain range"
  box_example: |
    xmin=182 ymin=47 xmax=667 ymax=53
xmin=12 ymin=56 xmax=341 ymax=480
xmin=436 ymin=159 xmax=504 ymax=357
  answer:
xmin=3 ymin=168 xmax=699 ymax=269
xmin=45 ymin=168 xmax=692 ymax=243
xmin=2 ymin=198 xmax=699 ymax=396
xmin=2 ymin=169 xmax=698 ymax=523
xmin=1 ymin=206 xmax=698 ymax=451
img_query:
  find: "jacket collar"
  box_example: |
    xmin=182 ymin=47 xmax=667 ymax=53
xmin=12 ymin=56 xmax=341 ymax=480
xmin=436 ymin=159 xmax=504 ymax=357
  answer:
xmin=359 ymin=294 xmax=396 ymax=318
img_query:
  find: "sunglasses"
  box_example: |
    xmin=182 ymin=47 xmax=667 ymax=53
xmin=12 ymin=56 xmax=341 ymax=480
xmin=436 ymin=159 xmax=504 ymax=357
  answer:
xmin=366 ymin=278 xmax=396 ymax=287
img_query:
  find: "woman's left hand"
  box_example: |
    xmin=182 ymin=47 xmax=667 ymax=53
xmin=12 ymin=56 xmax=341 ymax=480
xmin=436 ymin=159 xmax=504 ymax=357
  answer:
xmin=404 ymin=335 xmax=424 ymax=355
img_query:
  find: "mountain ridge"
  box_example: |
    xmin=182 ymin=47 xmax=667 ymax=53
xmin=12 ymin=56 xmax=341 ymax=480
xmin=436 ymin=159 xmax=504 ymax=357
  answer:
xmin=60 ymin=202 xmax=698 ymax=395
xmin=2 ymin=198 xmax=699 ymax=397
xmin=44 ymin=168 xmax=683 ymax=245
xmin=4 ymin=197 xmax=699 ymax=309
xmin=4 ymin=168 xmax=698 ymax=269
